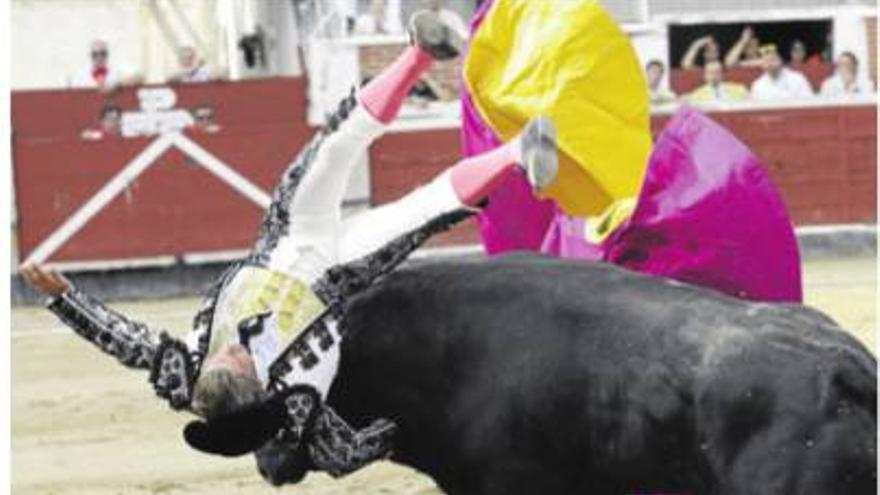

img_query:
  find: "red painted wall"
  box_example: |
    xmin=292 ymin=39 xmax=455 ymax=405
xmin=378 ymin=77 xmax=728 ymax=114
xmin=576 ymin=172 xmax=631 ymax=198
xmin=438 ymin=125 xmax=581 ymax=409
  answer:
xmin=13 ymin=78 xmax=316 ymax=264
xmin=370 ymin=105 xmax=877 ymax=246
xmin=12 ymin=79 xmax=876 ymax=265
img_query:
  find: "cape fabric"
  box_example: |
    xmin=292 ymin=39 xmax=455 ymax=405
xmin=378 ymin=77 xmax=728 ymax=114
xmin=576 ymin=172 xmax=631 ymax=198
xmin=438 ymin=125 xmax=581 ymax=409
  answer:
xmin=463 ymin=0 xmax=651 ymax=218
xmin=540 ymin=108 xmax=803 ymax=303
xmin=461 ymin=0 xmax=802 ymax=302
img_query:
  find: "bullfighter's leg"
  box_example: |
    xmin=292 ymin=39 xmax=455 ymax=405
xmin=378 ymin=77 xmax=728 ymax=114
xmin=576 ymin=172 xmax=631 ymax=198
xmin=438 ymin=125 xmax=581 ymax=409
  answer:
xmin=248 ymin=118 xmax=558 ymax=476
xmin=255 ymin=11 xmax=462 ymax=280
xmin=338 ymin=117 xmax=558 ymax=262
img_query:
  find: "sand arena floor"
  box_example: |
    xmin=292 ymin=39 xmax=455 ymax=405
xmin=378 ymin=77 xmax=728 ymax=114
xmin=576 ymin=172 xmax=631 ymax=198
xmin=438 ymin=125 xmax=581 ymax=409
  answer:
xmin=11 ymin=256 xmax=876 ymax=494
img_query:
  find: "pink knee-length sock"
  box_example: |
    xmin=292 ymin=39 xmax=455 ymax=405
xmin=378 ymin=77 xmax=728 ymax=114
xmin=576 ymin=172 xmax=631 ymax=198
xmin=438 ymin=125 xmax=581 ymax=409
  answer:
xmin=359 ymin=46 xmax=434 ymax=124
xmin=450 ymin=140 xmax=522 ymax=207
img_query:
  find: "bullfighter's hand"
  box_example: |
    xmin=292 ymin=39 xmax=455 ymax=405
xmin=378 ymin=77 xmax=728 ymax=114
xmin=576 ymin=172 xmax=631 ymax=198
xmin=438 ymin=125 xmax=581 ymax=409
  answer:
xmin=20 ymin=264 xmax=71 ymax=297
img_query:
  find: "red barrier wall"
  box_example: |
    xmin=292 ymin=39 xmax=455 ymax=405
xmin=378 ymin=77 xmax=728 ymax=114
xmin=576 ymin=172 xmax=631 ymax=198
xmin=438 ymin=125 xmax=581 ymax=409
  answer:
xmin=370 ymin=104 xmax=877 ymax=247
xmin=13 ymin=79 xmax=876 ymax=265
xmin=13 ymin=78 xmax=316 ymax=265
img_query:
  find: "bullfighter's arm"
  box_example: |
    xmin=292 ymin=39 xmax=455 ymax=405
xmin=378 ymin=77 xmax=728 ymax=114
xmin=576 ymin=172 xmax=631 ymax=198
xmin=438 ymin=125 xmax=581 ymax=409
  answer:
xmin=47 ymin=286 xmax=163 ymax=367
xmin=21 ymin=264 xmax=198 ymax=409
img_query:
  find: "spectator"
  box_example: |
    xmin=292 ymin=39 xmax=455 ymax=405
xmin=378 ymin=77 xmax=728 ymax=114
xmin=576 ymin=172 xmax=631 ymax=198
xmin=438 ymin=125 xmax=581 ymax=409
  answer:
xmin=424 ymin=0 xmax=469 ymax=40
xmin=354 ymin=0 xmax=403 ymax=35
xmin=724 ymin=27 xmax=763 ymax=68
xmin=750 ymin=44 xmax=814 ymax=100
xmin=81 ymin=104 xmax=123 ymax=141
xmin=789 ymin=40 xmax=808 ymax=67
xmin=69 ymin=39 xmax=142 ymax=91
xmin=820 ymin=52 xmax=875 ymax=97
xmin=681 ymin=35 xmax=722 ymax=69
xmin=191 ymin=106 xmax=221 ymax=134
xmin=168 ymin=46 xmax=218 ymax=84
xmin=817 ymin=31 xmax=833 ymax=65
xmin=645 ymin=60 xmax=676 ymax=104
xmin=337 ymin=0 xmax=358 ymax=34
xmin=687 ymin=61 xmax=750 ymax=103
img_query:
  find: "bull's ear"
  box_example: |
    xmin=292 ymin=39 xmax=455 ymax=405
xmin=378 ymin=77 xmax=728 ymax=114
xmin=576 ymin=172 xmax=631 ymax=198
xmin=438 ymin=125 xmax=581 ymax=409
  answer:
xmin=182 ymin=400 xmax=287 ymax=456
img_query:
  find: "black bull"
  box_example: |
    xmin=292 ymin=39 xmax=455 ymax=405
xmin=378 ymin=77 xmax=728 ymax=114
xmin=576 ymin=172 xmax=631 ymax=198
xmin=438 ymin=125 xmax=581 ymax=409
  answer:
xmin=260 ymin=254 xmax=877 ymax=494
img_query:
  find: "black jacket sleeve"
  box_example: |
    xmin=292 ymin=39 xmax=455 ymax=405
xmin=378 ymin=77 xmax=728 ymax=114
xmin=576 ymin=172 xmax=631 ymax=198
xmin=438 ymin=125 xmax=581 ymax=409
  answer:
xmin=47 ymin=286 xmax=163 ymax=369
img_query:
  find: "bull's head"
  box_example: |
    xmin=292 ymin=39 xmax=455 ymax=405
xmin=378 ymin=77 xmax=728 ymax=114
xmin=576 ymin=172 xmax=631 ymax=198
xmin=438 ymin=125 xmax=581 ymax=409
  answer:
xmin=183 ymin=384 xmax=397 ymax=485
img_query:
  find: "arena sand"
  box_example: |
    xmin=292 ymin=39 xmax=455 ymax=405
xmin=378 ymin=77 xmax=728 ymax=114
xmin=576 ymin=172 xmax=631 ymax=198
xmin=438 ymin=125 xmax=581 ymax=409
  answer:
xmin=11 ymin=256 xmax=876 ymax=494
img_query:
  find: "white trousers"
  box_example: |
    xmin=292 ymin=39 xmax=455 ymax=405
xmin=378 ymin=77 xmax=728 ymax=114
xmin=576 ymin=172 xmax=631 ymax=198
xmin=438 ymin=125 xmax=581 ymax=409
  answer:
xmin=254 ymin=103 xmax=462 ymax=397
xmin=266 ymin=104 xmax=462 ymax=281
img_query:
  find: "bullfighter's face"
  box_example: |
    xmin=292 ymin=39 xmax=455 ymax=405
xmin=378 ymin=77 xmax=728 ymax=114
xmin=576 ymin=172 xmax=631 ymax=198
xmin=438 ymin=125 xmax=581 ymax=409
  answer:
xmin=202 ymin=342 xmax=258 ymax=379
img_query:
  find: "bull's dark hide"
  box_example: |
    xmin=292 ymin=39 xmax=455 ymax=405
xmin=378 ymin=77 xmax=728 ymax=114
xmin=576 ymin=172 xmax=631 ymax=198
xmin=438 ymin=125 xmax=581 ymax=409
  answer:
xmin=299 ymin=254 xmax=878 ymax=494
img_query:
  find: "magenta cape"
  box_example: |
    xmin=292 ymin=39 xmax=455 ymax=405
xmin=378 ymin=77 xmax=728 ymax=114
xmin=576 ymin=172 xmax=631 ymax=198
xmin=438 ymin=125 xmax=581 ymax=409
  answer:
xmin=461 ymin=2 xmax=802 ymax=303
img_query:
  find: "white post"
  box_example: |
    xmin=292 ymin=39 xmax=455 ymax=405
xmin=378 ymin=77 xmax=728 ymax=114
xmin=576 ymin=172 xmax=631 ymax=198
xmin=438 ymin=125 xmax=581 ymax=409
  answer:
xmin=217 ymin=0 xmax=240 ymax=80
xmin=167 ymin=0 xmax=211 ymax=56
xmin=640 ymin=0 xmax=650 ymax=23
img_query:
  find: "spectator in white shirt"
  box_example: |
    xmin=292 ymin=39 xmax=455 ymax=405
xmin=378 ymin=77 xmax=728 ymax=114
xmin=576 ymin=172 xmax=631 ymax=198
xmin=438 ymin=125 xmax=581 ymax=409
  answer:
xmin=820 ymin=52 xmax=875 ymax=97
xmin=168 ymin=46 xmax=220 ymax=84
xmin=750 ymin=44 xmax=814 ymax=100
xmin=68 ymin=39 xmax=142 ymax=91
xmin=789 ymin=40 xmax=808 ymax=67
xmin=425 ymin=0 xmax=469 ymax=40
xmin=645 ymin=60 xmax=676 ymax=104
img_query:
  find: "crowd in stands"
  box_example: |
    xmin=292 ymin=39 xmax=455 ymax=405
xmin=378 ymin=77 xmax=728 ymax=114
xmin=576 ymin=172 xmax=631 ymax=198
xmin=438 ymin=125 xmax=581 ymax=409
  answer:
xmin=72 ymin=38 xmax=225 ymax=140
xmin=67 ymin=11 xmax=872 ymax=111
xmin=69 ymin=39 xmax=224 ymax=92
xmin=647 ymin=26 xmax=875 ymax=105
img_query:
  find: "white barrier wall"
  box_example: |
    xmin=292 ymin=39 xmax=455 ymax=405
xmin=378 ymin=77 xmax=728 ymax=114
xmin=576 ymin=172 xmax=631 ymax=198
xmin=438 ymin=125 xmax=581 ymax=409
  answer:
xmin=11 ymin=0 xmax=301 ymax=90
xmin=12 ymin=0 xmax=144 ymax=90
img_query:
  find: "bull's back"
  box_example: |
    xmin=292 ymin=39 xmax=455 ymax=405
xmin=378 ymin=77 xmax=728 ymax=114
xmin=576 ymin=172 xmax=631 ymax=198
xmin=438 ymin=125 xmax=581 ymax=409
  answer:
xmin=331 ymin=254 xmax=876 ymax=494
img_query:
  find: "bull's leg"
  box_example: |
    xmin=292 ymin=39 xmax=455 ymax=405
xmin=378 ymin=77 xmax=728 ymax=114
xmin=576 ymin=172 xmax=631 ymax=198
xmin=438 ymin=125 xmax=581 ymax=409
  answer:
xmin=337 ymin=117 xmax=558 ymax=262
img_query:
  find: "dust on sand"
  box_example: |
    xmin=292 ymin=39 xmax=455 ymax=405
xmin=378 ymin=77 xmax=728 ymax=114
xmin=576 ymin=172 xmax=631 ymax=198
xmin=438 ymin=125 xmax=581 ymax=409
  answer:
xmin=12 ymin=256 xmax=875 ymax=494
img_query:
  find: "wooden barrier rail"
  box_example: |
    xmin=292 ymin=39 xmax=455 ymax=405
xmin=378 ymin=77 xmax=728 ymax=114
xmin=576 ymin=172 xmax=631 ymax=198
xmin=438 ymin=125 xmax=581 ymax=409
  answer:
xmin=12 ymin=79 xmax=876 ymax=265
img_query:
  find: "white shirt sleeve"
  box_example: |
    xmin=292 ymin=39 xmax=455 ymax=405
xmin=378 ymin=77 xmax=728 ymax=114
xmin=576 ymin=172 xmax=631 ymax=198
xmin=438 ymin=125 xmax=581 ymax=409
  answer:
xmin=793 ymin=72 xmax=814 ymax=97
xmin=820 ymin=76 xmax=838 ymax=97
xmin=68 ymin=67 xmax=97 ymax=88
xmin=750 ymin=76 xmax=769 ymax=99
